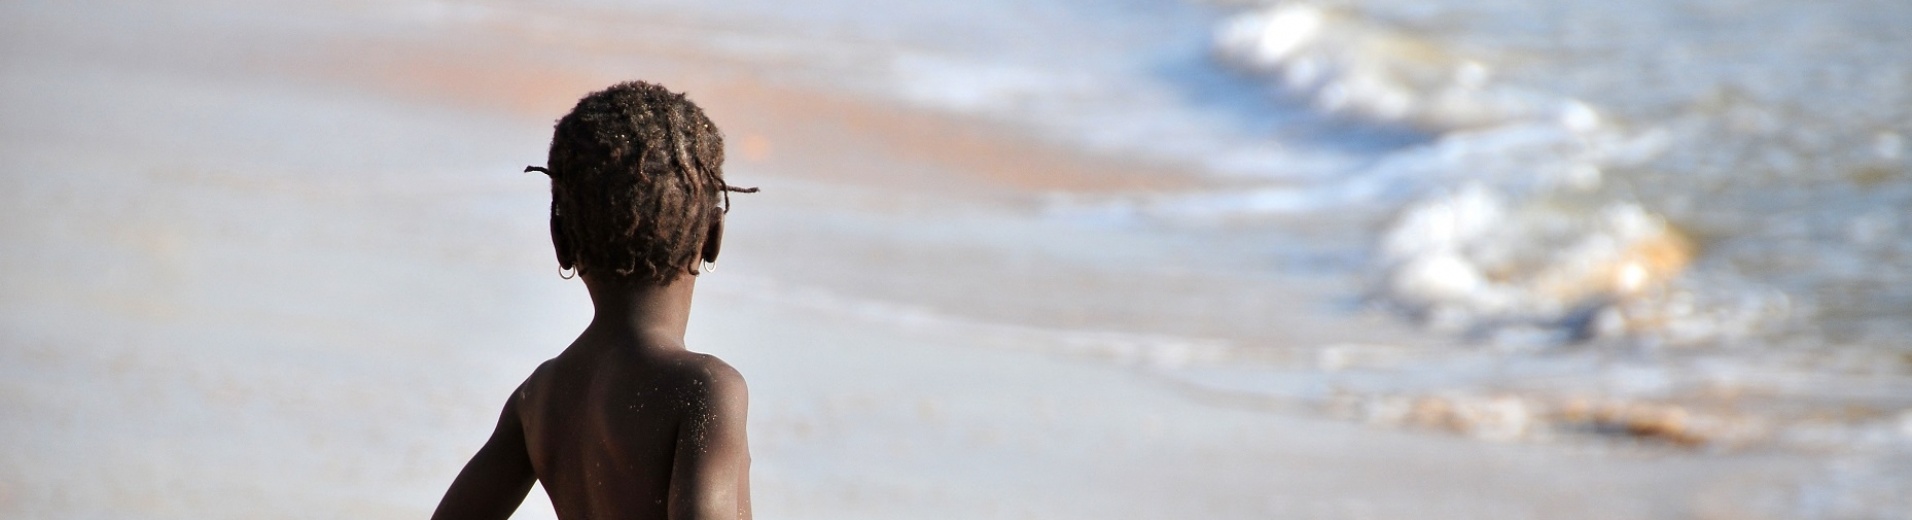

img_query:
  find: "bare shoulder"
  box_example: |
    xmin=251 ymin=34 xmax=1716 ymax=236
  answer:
xmin=517 ymin=358 xmax=560 ymax=396
xmin=678 ymin=352 xmax=747 ymax=393
xmin=665 ymin=352 xmax=748 ymax=411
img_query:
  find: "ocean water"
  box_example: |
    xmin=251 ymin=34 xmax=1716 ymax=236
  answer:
xmin=642 ymin=0 xmax=1910 ymax=405
xmin=1199 ymin=0 xmax=1912 ymax=455
xmin=611 ymin=0 xmax=1909 ymax=351
xmin=560 ymin=0 xmax=1912 ymax=511
xmin=1220 ymin=0 xmax=1912 ymax=347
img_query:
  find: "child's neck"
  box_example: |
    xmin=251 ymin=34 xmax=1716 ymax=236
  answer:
xmin=580 ymin=273 xmax=697 ymax=350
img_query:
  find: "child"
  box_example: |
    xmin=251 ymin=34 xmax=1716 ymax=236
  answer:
xmin=432 ymin=81 xmax=754 ymax=520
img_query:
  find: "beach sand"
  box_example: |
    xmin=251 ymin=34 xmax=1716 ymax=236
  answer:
xmin=0 ymin=1 xmax=1831 ymax=518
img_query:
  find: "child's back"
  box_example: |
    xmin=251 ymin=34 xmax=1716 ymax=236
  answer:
xmin=432 ymin=81 xmax=752 ymax=520
xmin=518 ymin=328 xmax=748 ymax=519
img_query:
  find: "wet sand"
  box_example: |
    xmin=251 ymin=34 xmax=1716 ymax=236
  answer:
xmin=0 ymin=1 xmax=1832 ymax=518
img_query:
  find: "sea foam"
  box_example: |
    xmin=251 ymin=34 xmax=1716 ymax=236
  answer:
xmin=1211 ymin=2 xmax=1776 ymax=345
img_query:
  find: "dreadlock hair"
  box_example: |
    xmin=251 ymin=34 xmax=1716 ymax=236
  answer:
xmin=540 ymin=81 xmax=735 ymax=286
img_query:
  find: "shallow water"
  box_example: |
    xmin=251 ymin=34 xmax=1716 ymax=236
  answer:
xmin=587 ymin=0 xmax=1910 ymax=353
xmin=593 ymin=0 xmax=1912 ymax=430
xmin=1197 ymin=1 xmax=1912 ymax=457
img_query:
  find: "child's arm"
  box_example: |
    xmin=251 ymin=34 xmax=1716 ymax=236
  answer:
xmin=667 ymin=361 xmax=752 ymax=520
xmin=431 ymin=394 xmax=537 ymax=520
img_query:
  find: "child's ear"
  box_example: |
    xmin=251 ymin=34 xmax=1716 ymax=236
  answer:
xmin=700 ymin=209 xmax=724 ymax=265
xmin=550 ymin=202 xmax=574 ymax=270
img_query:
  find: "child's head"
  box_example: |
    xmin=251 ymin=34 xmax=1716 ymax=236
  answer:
xmin=543 ymin=81 xmax=730 ymax=286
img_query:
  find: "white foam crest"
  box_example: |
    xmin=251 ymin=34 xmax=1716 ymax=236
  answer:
xmin=1355 ymin=125 xmax=1787 ymax=344
xmin=1213 ymin=3 xmax=1593 ymax=131
xmin=1377 ymin=184 xmax=1693 ymax=334
xmin=1371 ymin=173 xmax=1786 ymax=345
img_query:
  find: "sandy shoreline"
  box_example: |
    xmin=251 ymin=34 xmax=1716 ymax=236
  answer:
xmin=0 ymin=1 xmax=1870 ymax=518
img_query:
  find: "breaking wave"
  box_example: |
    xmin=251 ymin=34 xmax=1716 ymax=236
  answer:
xmin=1210 ymin=2 xmax=1786 ymax=345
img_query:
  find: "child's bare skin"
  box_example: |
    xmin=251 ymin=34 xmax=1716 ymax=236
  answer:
xmin=432 ymin=274 xmax=751 ymax=520
xmin=432 ymin=81 xmax=752 ymax=520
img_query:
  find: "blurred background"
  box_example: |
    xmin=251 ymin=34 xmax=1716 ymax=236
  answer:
xmin=2 ymin=0 xmax=1908 ymax=518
